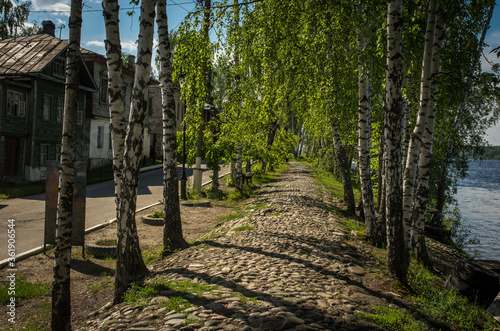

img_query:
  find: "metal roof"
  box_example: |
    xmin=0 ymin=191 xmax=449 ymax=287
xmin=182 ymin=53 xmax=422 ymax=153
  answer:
xmin=0 ymin=34 xmax=68 ymax=75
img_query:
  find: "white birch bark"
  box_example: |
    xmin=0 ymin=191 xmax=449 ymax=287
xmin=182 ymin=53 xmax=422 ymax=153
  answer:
xmin=114 ymin=0 xmax=155 ymax=302
xmin=103 ymin=0 xmax=126 ymax=214
xmin=357 ymin=2 xmax=377 ymax=242
xmin=385 ymin=0 xmax=407 ymax=282
xmin=410 ymin=19 xmax=446 ymax=263
xmin=402 ymin=0 xmax=438 ymax=255
xmin=157 ymin=0 xmax=188 ymax=253
xmin=52 ymin=0 xmax=82 ymax=329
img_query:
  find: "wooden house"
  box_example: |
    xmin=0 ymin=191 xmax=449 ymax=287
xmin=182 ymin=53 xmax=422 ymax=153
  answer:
xmin=0 ymin=21 xmax=97 ymax=181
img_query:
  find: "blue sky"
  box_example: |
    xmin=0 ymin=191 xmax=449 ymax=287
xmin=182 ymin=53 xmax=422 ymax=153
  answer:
xmin=26 ymin=0 xmax=500 ymax=145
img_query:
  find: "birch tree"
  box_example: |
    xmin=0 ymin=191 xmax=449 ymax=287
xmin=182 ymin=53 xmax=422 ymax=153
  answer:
xmin=410 ymin=18 xmax=446 ymax=264
xmin=109 ymin=0 xmax=156 ymax=302
xmin=156 ymin=0 xmax=188 ymax=253
xmin=402 ymin=0 xmax=438 ymax=256
xmin=51 ymin=0 xmax=82 ymax=329
xmin=385 ymin=0 xmax=408 ymax=282
xmin=356 ymin=2 xmax=378 ymax=242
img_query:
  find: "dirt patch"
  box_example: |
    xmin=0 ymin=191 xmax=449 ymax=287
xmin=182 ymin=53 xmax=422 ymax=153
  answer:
xmin=0 ymin=180 xmax=240 ymax=330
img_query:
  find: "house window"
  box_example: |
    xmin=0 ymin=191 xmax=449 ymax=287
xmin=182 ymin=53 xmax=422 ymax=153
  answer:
xmin=53 ymin=58 xmax=65 ymax=76
xmin=43 ymin=95 xmax=52 ymax=121
xmin=97 ymin=126 xmax=104 ymax=148
xmin=77 ymin=110 xmax=83 ymax=124
xmin=57 ymin=98 xmax=64 ymax=123
xmin=6 ymin=90 xmax=25 ymax=117
xmin=40 ymin=144 xmax=49 ymax=167
xmin=99 ymin=78 xmax=108 ymax=104
xmin=56 ymin=144 xmax=62 ymax=163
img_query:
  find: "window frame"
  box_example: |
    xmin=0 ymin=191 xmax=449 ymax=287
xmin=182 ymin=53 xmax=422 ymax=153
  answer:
xmin=57 ymin=98 xmax=64 ymax=123
xmin=42 ymin=95 xmax=52 ymax=122
xmin=40 ymin=144 xmax=49 ymax=167
xmin=53 ymin=58 xmax=65 ymax=77
xmin=6 ymin=90 xmax=25 ymax=118
xmin=97 ymin=126 xmax=104 ymax=149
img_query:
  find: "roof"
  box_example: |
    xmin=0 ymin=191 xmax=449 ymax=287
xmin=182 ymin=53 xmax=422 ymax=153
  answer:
xmin=0 ymin=34 xmax=68 ymax=75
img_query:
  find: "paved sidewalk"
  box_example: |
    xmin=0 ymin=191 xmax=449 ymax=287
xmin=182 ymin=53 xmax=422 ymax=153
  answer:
xmin=84 ymin=163 xmax=389 ymax=331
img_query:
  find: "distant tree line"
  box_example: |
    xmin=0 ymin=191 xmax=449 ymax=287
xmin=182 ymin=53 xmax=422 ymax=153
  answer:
xmin=481 ymin=145 xmax=500 ymax=160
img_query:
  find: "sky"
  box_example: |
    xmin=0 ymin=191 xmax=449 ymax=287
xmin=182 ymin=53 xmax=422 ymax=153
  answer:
xmin=25 ymin=0 xmax=500 ymax=146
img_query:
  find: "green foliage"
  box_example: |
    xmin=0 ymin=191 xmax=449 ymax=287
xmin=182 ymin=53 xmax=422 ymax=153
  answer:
xmin=142 ymin=246 xmax=164 ymax=264
xmin=0 ymin=276 xmax=51 ymax=303
xmin=480 ymin=145 xmax=500 ymax=160
xmin=442 ymin=205 xmax=480 ymax=258
xmin=152 ymin=210 xmax=164 ymax=218
xmin=359 ymin=305 xmax=426 ymax=331
xmin=408 ymin=266 xmax=498 ymax=330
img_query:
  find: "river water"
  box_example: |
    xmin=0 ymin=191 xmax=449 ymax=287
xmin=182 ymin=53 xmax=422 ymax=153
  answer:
xmin=454 ymin=159 xmax=500 ymax=260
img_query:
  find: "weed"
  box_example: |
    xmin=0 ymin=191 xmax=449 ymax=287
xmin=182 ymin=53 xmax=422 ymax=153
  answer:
xmin=233 ymin=226 xmax=254 ymax=232
xmin=359 ymin=305 xmax=426 ymax=331
xmin=0 ymin=193 xmax=8 ymax=199
xmin=184 ymin=318 xmax=204 ymax=325
xmin=159 ymin=296 xmax=192 ymax=312
xmin=274 ymin=211 xmax=281 ymax=216
xmin=0 ymin=276 xmax=51 ymax=303
xmin=142 ymin=246 xmax=164 ymax=264
xmin=152 ymin=210 xmax=164 ymax=218
xmin=233 ymin=291 xmax=258 ymax=304
xmin=96 ymin=238 xmax=117 ymax=246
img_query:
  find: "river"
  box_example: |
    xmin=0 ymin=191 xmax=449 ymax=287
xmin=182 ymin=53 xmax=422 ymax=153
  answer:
xmin=455 ymin=159 xmax=500 ymax=260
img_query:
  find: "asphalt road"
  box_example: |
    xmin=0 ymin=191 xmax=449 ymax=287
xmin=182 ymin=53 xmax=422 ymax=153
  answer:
xmin=0 ymin=164 xmax=228 ymax=262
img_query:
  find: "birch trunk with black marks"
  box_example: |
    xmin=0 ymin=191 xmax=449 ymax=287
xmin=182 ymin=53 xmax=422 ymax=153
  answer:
xmin=51 ymin=0 xmax=81 ymax=329
xmin=411 ymin=19 xmax=446 ymax=264
xmin=357 ymin=2 xmax=377 ymax=242
xmin=385 ymin=0 xmax=408 ymax=282
xmin=103 ymin=0 xmax=126 ymax=223
xmin=331 ymin=123 xmax=356 ymax=216
xmin=114 ymin=0 xmax=155 ymax=302
xmin=157 ymin=0 xmax=188 ymax=254
xmin=432 ymin=4 xmax=494 ymax=227
xmin=402 ymin=0 xmax=437 ymax=255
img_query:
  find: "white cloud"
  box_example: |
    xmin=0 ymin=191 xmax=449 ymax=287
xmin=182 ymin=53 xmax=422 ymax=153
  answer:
xmin=85 ymin=40 xmax=105 ymax=48
xmin=121 ymin=40 xmax=138 ymax=54
xmin=31 ymin=0 xmax=71 ymax=16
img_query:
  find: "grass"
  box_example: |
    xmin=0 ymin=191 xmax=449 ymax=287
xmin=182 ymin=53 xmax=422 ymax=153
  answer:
xmin=218 ymin=210 xmax=246 ymax=222
xmin=233 ymin=225 xmax=254 ymax=232
xmin=142 ymin=246 xmax=164 ymax=264
xmin=360 ymin=255 xmax=498 ymax=331
xmin=339 ymin=218 xmax=365 ymax=232
xmin=312 ymin=166 xmax=361 ymax=202
xmin=407 ymin=266 xmax=498 ymax=330
xmin=96 ymin=238 xmax=117 ymax=246
xmin=359 ymin=305 xmax=426 ymax=331
xmin=0 ymin=276 xmax=51 ymax=303
xmin=124 ymin=279 xmax=217 ymax=310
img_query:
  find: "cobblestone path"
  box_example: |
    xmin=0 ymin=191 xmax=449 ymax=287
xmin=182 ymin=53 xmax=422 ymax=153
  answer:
xmin=84 ymin=162 xmax=393 ymax=331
